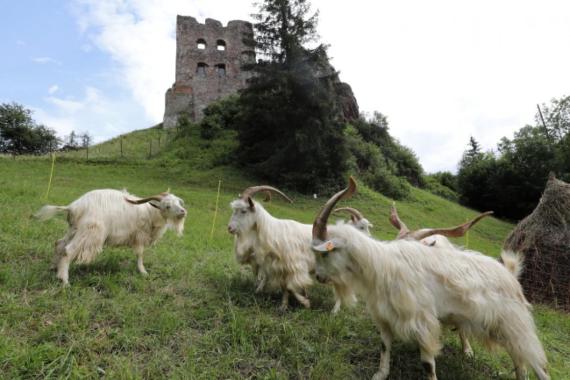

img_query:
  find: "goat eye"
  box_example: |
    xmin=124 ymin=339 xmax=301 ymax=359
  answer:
xmin=166 ymin=205 xmax=171 ymax=209
xmin=321 ymin=251 xmax=329 ymax=258
xmin=241 ymin=210 xmax=247 ymax=214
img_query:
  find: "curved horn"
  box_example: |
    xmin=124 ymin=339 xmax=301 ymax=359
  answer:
xmin=333 ymin=207 xmax=364 ymax=221
xmin=409 ymin=211 xmax=494 ymax=241
xmin=390 ymin=202 xmax=410 ymax=238
xmin=313 ymin=177 xmax=357 ymax=241
xmin=241 ymin=185 xmax=293 ymax=203
xmin=125 ymin=194 xmax=163 ymax=205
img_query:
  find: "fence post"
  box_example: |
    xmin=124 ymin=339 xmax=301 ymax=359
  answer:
xmin=148 ymin=140 xmax=152 ymax=159
xmin=120 ymin=136 xmax=124 ymax=158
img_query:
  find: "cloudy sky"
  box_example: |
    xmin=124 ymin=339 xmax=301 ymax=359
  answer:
xmin=1 ymin=0 xmax=569 ymax=172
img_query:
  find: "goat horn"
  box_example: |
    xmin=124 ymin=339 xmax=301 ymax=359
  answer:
xmin=313 ymin=177 xmax=357 ymax=242
xmin=409 ymin=211 xmax=494 ymax=241
xmin=389 ymin=202 xmax=410 ymax=239
xmin=333 ymin=207 xmax=364 ymax=221
xmin=240 ymin=185 xmax=293 ymax=203
xmin=125 ymin=195 xmax=163 ymax=205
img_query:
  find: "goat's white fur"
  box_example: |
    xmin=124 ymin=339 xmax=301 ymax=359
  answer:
xmin=35 ymin=189 xmax=186 ymax=285
xmin=229 ymin=199 xmax=314 ymax=309
xmin=314 ymin=223 xmax=549 ymax=380
xmin=228 ymin=200 xmax=362 ymax=311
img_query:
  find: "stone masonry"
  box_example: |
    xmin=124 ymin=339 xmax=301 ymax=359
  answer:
xmin=163 ymin=16 xmax=255 ymax=127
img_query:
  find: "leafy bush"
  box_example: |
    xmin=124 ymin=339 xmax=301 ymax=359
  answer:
xmin=199 ymin=96 xmax=240 ymax=140
xmin=423 ymin=175 xmax=459 ymax=201
xmin=351 ymin=114 xmax=424 ymax=187
xmin=344 ymin=125 xmax=411 ymax=199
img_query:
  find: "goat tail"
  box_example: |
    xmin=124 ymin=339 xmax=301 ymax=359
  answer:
xmin=500 ymin=250 xmax=524 ymax=280
xmin=34 ymin=205 xmax=69 ymax=221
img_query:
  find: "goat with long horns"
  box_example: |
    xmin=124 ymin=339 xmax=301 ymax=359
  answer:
xmin=34 ymin=189 xmax=187 ymax=285
xmin=311 ymin=177 xmax=549 ymax=380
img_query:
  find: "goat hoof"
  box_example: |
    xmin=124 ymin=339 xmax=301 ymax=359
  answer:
xmin=464 ymin=348 xmax=474 ymax=358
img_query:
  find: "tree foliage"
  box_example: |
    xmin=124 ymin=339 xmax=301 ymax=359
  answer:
xmin=0 ymin=102 xmax=59 ymax=155
xmin=236 ymin=0 xmax=348 ymax=192
xmin=457 ymin=95 xmax=570 ymax=219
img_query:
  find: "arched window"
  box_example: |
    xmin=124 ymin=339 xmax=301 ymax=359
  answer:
xmin=215 ymin=63 xmax=226 ymax=77
xmin=196 ymin=39 xmax=207 ymax=50
xmin=216 ymin=40 xmax=226 ymax=51
xmin=196 ymin=62 xmax=208 ymax=77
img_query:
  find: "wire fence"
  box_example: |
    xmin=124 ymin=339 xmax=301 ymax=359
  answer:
xmin=59 ymin=127 xmax=179 ymax=161
xmin=518 ymin=245 xmax=570 ymax=311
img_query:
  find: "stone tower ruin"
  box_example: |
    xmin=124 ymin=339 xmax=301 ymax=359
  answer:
xmin=163 ymin=16 xmax=255 ymax=127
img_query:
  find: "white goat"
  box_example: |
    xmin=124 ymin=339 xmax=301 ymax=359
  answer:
xmin=35 ymin=189 xmax=187 ymax=285
xmin=227 ymin=186 xmax=358 ymax=312
xmin=389 ymin=202 xmax=493 ymax=249
xmin=227 ymin=185 xmax=313 ymax=310
xmin=311 ymin=177 xmax=549 ymax=380
xmin=333 ymin=207 xmax=374 ymax=235
xmin=388 ymin=203 xmax=494 ymax=357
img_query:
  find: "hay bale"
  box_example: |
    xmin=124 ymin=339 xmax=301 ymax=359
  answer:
xmin=503 ymin=173 xmax=570 ymax=311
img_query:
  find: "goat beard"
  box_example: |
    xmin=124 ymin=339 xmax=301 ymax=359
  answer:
xmin=168 ymin=216 xmax=186 ymax=236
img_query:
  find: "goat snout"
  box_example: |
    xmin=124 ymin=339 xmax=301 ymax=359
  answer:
xmin=227 ymin=225 xmax=237 ymax=234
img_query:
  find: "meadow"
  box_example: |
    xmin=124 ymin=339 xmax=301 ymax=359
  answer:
xmin=0 ymin=128 xmax=568 ymax=379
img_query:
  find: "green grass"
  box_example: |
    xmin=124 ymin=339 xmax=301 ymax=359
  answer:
xmin=0 ymin=127 xmax=568 ymax=379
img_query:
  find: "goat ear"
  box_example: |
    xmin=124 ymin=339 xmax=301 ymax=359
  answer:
xmin=149 ymin=201 xmax=161 ymax=209
xmin=312 ymin=238 xmax=345 ymax=253
xmin=247 ymin=197 xmax=255 ymax=210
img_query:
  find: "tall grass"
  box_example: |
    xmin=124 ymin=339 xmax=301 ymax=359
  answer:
xmin=0 ymin=128 xmax=568 ymax=379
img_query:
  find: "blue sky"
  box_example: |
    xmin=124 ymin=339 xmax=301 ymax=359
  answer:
xmin=1 ymin=1 xmax=570 ymax=172
xmin=0 ymin=0 xmax=149 ymax=141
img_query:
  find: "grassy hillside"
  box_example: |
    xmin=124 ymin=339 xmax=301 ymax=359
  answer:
xmin=1 ymin=126 xmax=568 ymax=379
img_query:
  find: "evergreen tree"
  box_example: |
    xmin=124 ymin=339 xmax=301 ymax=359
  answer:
xmin=236 ymin=0 xmax=348 ymax=192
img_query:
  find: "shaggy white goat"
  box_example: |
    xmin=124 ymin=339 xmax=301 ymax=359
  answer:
xmin=311 ymin=177 xmax=549 ymax=380
xmin=227 ymin=186 xmax=359 ymax=312
xmin=227 ymin=185 xmax=313 ymax=310
xmin=35 ymin=189 xmax=186 ymax=285
xmin=388 ymin=203 xmax=494 ymax=357
xmin=333 ymin=207 xmax=374 ymax=235
xmin=389 ymin=202 xmax=493 ymax=249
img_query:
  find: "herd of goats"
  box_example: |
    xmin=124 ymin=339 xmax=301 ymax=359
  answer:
xmin=34 ymin=177 xmax=549 ymax=380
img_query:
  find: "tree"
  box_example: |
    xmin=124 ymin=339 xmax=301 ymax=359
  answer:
xmin=0 ymin=102 xmax=59 ymax=155
xmin=236 ymin=0 xmax=348 ymax=192
xmin=251 ymin=0 xmax=319 ymax=63
xmin=456 ymin=96 xmax=570 ymax=219
xmin=460 ymin=136 xmax=482 ymax=167
xmin=537 ymin=95 xmax=570 ymax=142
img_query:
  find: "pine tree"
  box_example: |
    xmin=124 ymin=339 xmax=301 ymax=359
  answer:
xmin=236 ymin=0 xmax=348 ymax=192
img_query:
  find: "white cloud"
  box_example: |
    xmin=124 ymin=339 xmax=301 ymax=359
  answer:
xmin=32 ymin=57 xmax=61 ymax=65
xmin=48 ymin=85 xmax=59 ymax=95
xmin=34 ymin=86 xmax=146 ymax=142
xmin=69 ymin=0 xmax=570 ymax=172
xmin=71 ymin=0 xmax=255 ymax=122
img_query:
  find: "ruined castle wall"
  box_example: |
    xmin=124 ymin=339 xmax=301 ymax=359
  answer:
xmin=163 ymin=16 xmax=255 ymax=128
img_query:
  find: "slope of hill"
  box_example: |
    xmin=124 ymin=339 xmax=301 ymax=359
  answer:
xmin=0 ymin=126 xmax=567 ymax=379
